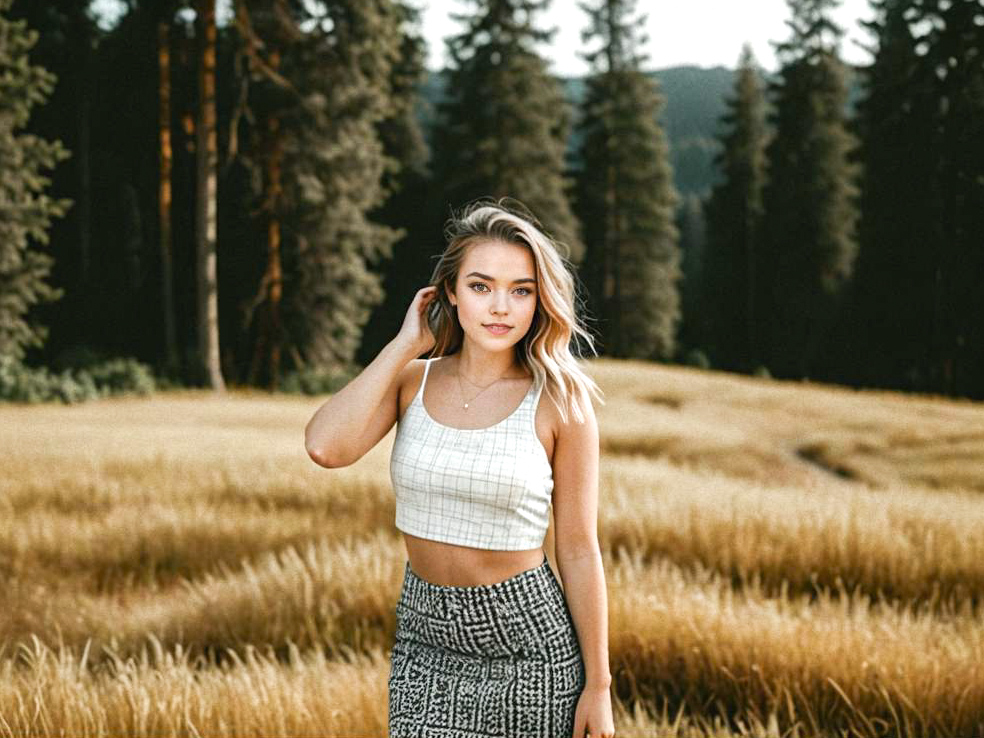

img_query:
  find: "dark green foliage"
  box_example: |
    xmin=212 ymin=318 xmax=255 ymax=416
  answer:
xmin=12 ymin=0 xmax=982 ymax=403
xmin=278 ymin=363 xmax=359 ymax=395
xmin=676 ymin=193 xmax=709 ymax=361
xmin=281 ymin=1 xmax=404 ymax=371
xmin=432 ymin=0 xmax=583 ymax=261
xmin=844 ymin=0 xmax=984 ymax=399
xmin=3 ymin=1 xmax=99 ymax=365
xmin=426 ymin=64 xmax=859 ymax=199
xmin=0 ymin=0 xmax=71 ymax=363
xmin=235 ymin=0 xmax=405 ymax=375
xmin=0 ymin=354 xmax=156 ymax=404
xmin=574 ymin=0 xmax=681 ymax=360
xmin=844 ymin=0 xmax=938 ymax=391
xmin=909 ymin=0 xmax=984 ymax=398
xmin=758 ymin=0 xmax=861 ymax=378
xmin=374 ymin=1 xmax=430 ymax=198
xmin=14 ymin=0 xmax=416 ymax=388
xmin=613 ymin=65 xmax=733 ymax=198
xmin=24 ymin=0 xmax=188 ymax=372
xmin=682 ymin=347 xmax=711 ymax=370
xmin=670 ymin=137 xmax=721 ymax=199
xmin=703 ymin=45 xmax=769 ymax=372
xmin=359 ymin=1 xmax=435 ymax=366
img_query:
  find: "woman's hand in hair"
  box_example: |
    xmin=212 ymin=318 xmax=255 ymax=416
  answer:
xmin=396 ymin=285 xmax=438 ymax=356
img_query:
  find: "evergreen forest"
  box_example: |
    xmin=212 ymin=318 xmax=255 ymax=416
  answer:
xmin=3 ymin=0 xmax=983 ymax=401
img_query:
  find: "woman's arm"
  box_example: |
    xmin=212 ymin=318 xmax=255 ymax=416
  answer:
xmin=304 ymin=337 xmax=420 ymax=468
xmin=305 ymin=286 xmax=436 ymax=468
xmin=552 ymin=401 xmax=615 ymax=737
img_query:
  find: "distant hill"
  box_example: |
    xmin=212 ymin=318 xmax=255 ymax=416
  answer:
xmin=417 ymin=64 xmax=861 ymax=200
xmin=417 ymin=65 xmax=733 ymax=199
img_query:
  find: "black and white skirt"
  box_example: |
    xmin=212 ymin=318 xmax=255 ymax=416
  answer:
xmin=388 ymin=554 xmax=585 ymax=738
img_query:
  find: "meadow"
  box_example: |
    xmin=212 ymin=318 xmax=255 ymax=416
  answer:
xmin=1 ymin=357 xmax=983 ymax=737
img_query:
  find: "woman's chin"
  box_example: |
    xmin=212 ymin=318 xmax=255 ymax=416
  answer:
xmin=464 ymin=331 xmax=517 ymax=351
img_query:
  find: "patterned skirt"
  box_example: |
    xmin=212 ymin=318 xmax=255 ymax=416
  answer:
xmin=387 ymin=554 xmax=585 ymax=738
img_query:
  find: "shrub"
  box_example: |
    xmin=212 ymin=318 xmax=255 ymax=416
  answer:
xmin=278 ymin=365 xmax=358 ymax=396
xmin=0 ymin=355 xmax=156 ymax=404
xmin=51 ymin=345 xmax=109 ymax=372
xmin=83 ymin=357 xmax=157 ymax=395
xmin=683 ymin=348 xmax=711 ymax=370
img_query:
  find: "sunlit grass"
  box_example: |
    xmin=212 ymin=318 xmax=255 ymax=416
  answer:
xmin=0 ymin=637 xmax=801 ymax=738
xmin=0 ymin=638 xmax=391 ymax=738
xmin=601 ymin=454 xmax=984 ymax=610
xmin=2 ymin=357 xmax=984 ymax=736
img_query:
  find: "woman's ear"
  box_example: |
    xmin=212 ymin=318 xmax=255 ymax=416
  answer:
xmin=445 ymin=281 xmax=456 ymax=306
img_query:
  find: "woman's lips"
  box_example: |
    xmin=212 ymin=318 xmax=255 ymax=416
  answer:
xmin=484 ymin=324 xmax=511 ymax=335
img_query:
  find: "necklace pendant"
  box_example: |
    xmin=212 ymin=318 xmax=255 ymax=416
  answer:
xmin=464 ymin=403 xmax=469 ymax=409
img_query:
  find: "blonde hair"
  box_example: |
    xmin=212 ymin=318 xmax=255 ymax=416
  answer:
xmin=426 ymin=197 xmax=605 ymax=424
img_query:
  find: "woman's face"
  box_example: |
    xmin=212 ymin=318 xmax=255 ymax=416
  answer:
xmin=447 ymin=240 xmax=538 ymax=350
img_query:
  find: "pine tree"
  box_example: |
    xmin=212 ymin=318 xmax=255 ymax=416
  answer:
xmin=0 ymin=0 xmax=71 ymax=364
xmin=676 ymin=193 xmax=708 ymax=359
xmin=702 ymin=44 xmax=768 ymax=372
xmin=360 ymin=0 xmax=434 ymax=364
xmin=909 ymin=0 xmax=984 ymax=398
xmin=235 ymin=0 xmax=404 ymax=377
xmin=574 ymin=0 xmax=681 ymax=360
xmin=758 ymin=0 xmax=860 ymax=378
xmin=234 ymin=0 xmax=292 ymax=387
xmin=374 ymin=0 xmax=430 ymax=202
xmin=848 ymin=0 xmax=938 ymax=391
xmin=7 ymin=0 xmax=98 ymax=359
xmin=65 ymin=0 xmax=187 ymax=369
xmin=287 ymin=0 xmax=404 ymax=373
xmin=433 ymin=0 xmax=583 ymax=262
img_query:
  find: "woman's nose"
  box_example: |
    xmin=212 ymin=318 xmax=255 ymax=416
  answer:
xmin=492 ymin=290 xmax=509 ymax=313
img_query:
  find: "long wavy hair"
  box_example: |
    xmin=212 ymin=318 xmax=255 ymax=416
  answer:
xmin=425 ymin=197 xmax=604 ymax=424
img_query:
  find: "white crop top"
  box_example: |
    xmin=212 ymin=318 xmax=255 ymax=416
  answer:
xmin=389 ymin=356 xmax=554 ymax=550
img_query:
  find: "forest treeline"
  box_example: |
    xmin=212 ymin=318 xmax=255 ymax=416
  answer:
xmin=2 ymin=0 xmax=983 ymax=401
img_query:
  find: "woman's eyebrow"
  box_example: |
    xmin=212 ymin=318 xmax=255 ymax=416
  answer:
xmin=465 ymin=271 xmax=537 ymax=284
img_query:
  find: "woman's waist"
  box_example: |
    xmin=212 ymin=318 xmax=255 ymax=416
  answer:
xmin=402 ymin=532 xmax=547 ymax=588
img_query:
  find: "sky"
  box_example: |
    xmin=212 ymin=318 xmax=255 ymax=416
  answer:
xmin=421 ymin=0 xmax=876 ymax=75
xmin=91 ymin=0 xmax=877 ymax=75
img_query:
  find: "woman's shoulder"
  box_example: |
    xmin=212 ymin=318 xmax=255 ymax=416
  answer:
xmin=542 ymin=374 xmax=598 ymax=426
xmin=396 ymin=358 xmax=430 ymax=419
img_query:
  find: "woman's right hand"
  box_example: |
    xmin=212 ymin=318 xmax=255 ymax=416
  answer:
xmin=396 ymin=285 xmax=438 ymax=355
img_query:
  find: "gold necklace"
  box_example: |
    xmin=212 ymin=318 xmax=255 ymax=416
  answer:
xmin=455 ymin=362 xmax=511 ymax=410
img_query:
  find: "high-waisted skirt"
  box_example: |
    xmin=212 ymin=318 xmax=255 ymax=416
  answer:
xmin=387 ymin=554 xmax=585 ymax=738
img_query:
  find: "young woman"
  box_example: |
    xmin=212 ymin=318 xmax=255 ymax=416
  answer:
xmin=305 ymin=198 xmax=615 ymax=738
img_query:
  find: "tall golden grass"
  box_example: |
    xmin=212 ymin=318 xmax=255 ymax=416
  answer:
xmin=2 ymin=358 xmax=983 ymax=736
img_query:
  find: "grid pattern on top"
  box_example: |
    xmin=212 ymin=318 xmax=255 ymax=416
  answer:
xmin=389 ymin=357 xmax=555 ymax=551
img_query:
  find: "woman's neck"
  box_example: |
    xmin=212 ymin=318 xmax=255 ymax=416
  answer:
xmin=454 ymin=343 xmax=526 ymax=384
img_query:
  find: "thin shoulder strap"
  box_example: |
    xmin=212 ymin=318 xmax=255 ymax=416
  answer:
xmin=420 ymin=357 xmax=433 ymax=394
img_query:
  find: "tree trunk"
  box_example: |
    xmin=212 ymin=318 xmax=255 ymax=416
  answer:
xmin=745 ymin=206 xmax=757 ymax=372
xmin=158 ymin=20 xmax=179 ymax=376
xmin=77 ymin=23 xmax=91 ymax=288
xmin=195 ymin=0 xmax=225 ymax=390
xmin=265 ymin=107 xmax=284 ymax=392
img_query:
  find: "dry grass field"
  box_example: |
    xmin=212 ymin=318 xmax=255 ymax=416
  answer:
xmin=2 ymin=357 xmax=983 ymax=737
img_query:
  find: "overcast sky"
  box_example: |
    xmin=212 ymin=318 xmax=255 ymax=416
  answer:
xmin=422 ymin=0 xmax=876 ymax=74
xmin=91 ymin=0 xmax=877 ymax=74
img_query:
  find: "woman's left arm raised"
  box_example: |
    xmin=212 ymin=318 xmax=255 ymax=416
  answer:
xmin=552 ymin=399 xmax=615 ymax=738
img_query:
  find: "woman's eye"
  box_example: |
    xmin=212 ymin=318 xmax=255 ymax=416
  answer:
xmin=467 ymin=283 xmax=533 ymax=296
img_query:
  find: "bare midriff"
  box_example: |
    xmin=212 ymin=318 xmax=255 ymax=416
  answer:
xmin=402 ymin=532 xmax=546 ymax=587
